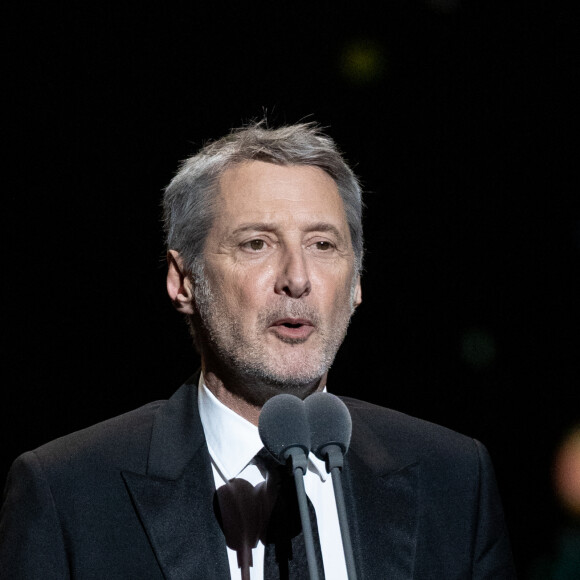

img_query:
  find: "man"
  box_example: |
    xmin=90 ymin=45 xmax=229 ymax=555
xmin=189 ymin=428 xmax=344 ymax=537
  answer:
xmin=0 ymin=123 xmax=515 ymax=578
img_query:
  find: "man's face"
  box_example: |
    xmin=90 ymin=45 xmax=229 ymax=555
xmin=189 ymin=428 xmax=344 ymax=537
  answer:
xmin=193 ymin=160 xmax=361 ymax=403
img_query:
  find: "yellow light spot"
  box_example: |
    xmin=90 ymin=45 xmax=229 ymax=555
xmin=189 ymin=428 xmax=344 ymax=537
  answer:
xmin=340 ymin=39 xmax=386 ymax=85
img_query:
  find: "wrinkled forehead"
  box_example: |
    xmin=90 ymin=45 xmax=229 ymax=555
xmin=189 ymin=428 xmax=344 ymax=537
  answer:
xmin=213 ymin=160 xmax=348 ymax=226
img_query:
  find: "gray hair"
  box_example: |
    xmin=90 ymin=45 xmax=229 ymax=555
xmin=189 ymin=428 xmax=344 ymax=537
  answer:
xmin=162 ymin=122 xmax=364 ymax=277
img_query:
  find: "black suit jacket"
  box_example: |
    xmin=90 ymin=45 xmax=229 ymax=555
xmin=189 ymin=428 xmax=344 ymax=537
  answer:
xmin=0 ymin=374 xmax=515 ymax=579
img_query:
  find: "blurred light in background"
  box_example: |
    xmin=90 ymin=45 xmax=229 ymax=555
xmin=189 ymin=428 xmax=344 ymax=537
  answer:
xmin=460 ymin=327 xmax=497 ymax=370
xmin=339 ymin=38 xmax=386 ymax=85
xmin=553 ymin=426 xmax=580 ymax=518
xmin=530 ymin=426 xmax=580 ymax=579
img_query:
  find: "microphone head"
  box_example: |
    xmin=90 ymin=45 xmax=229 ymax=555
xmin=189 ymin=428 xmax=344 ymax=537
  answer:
xmin=258 ymin=394 xmax=311 ymax=464
xmin=304 ymin=392 xmax=352 ymax=459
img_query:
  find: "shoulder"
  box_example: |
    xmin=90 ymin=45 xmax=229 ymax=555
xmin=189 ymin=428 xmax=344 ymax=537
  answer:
xmin=341 ymin=395 xmax=473 ymax=446
xmin=338 ymin=401 xmax=515 ymax=576
xmin=18 ymin=399 xmax=167 ymax=479
xmin=341 ymin=396 xmax=485 ymax=474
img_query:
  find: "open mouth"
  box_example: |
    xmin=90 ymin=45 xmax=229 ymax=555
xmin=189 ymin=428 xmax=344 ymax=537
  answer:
xmin=273 ymin=318 xmax=312 ymax=328
xmin=271 ymin=318 xmax=315 ymax=340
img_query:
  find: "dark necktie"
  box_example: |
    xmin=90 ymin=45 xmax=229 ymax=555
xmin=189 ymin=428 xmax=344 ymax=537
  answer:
xmin=258 ymin=449 xmax=326 ymax=580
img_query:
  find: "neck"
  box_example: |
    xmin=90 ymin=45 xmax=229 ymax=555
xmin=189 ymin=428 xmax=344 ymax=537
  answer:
xmin=202 ymin=371 xmax=262 ymax=425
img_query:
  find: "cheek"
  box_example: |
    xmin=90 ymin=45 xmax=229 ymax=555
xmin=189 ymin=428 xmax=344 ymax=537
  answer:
xmin=319 ymin=268 xmax=355 ymax=298
xmin=221 ymin=266 xmax=274 ymax=309
xmin=326 ymin=275 xmax=357 ymax=316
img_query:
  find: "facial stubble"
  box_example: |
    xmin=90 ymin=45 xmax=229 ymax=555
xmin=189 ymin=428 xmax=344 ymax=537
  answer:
xmin=191 ymin=267 xmax=357 ymax=405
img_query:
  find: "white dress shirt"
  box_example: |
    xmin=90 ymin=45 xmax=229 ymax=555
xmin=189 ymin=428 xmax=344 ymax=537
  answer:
xmin=198 ymin=379 xmax=348 ymax=580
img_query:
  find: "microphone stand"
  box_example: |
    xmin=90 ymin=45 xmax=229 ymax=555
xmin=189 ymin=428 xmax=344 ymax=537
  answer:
xmin=322 ymin=445 xmax=358 ymax=580
xmin=284 ymin=447 xmax=320 ymax=580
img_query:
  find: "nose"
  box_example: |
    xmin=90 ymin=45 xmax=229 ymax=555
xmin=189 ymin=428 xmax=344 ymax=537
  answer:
xmin=274 ymin=246 xmax=311 ymax=298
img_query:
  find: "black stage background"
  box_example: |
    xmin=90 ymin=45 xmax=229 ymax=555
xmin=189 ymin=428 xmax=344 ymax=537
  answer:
xmin=3 ymin=2 xmax=579 ymax=577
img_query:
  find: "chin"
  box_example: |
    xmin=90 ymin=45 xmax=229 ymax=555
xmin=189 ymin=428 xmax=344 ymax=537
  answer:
xmin=263 ymin=347 xmax=337 ymax=387
xmin=233 ymin=361 xmax=327 ymax=406
xmin=259 ymin=366 xmax=326 ymax=393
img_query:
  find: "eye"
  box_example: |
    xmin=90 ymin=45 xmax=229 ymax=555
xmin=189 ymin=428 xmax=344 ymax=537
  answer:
xmin=243 ymin=239 xmax=266 ymax=251
xmin=314 ymin=241 xmax=334 ymax=251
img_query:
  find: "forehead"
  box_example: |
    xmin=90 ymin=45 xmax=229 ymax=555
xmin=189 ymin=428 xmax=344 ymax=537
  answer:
xmin=214 ymin=161 xmax=348 ymax=228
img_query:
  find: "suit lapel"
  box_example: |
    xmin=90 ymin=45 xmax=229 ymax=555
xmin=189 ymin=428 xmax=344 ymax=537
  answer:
xmin=343 ymin=407 xmax=419 ymax=580
xmin=122 ymin=375 xmax=230 ymax=580
xmin=121 ymin=381 xmax=420 ymax=579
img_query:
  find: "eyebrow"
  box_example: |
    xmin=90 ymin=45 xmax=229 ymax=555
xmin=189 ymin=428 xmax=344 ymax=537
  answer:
xmin=231 ymin=223 xmax=278 ymax=235
xmin=231 ymin=222 xmax=346 ymax=242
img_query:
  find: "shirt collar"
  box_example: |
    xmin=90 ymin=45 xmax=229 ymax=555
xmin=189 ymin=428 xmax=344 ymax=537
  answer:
xmin=197 ymin=374 xmax=329 ymax=482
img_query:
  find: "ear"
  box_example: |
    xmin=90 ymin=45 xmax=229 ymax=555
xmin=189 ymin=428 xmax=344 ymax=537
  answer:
xmin=352 ymin=276 xmax=362 ymax=309
xmin=166 ymin=250 xmax=195 ymax=314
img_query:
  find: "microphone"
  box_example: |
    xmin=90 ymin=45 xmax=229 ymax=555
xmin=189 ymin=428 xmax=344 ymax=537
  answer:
xmin=306 ymin=391 xmax=352 ymax=470
xmin=258 ymin=393 xmax=311 ymax=474
xmin=258 ymin=394 xmax=320 ymax=580
xmin=305 ymin=392 xmax=358 ymax=580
